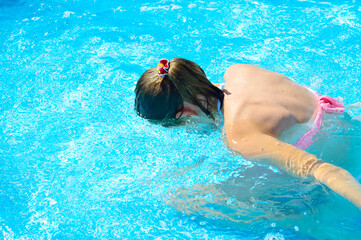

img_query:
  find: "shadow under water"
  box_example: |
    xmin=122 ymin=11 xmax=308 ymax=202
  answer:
xmin=165 ymin=155 xmax=361 ymax=239
xmin=166 ymin=164 xmax=324 ymax=221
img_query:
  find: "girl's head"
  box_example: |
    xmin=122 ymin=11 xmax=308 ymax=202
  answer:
xmin=134 ymin=58 xmax=224 ymax=124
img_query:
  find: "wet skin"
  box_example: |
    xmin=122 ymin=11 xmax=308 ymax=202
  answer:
xmin=219 ymin=64 xmax=361 ymax=210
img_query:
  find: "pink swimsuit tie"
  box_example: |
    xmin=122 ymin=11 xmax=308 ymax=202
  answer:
xmin=295 ymin=94 xmax=345 ymax=150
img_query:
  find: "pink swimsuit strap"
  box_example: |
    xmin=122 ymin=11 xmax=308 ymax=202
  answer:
xmin=295 ymin=92 xmax=345 ymax=150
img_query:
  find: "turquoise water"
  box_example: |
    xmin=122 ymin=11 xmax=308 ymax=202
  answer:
xmin=1 ymin=0 xmax=361 ymax=239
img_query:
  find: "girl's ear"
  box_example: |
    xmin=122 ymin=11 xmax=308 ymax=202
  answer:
xmin=175 ymin=102 xmax=200 ymax=117
xmin=175 ymin=109 xmax=196 ymax=118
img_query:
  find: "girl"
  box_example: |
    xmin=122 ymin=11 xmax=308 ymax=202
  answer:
xmin=134 ymin=58 xmax=361 ymax=210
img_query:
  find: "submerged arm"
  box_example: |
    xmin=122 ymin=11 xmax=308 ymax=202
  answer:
xmin=227 ymin=127 xmax=361 ymax=209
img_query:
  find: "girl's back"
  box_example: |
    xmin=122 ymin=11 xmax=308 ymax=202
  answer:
xmin=223 ymin=64 xmax=318 ymax=137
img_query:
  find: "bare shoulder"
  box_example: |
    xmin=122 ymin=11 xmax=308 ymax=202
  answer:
xmin=224 ymin=64 xmax=269 ymax=81
xmin=224 ymin=64 xmax=289 ymax=85
xmin=223 ymin=118 xmax=268 ymax=158
xmin=224 ymin=118 xmax=259 ymax=145
xmin=224 ymin=64 xmax=256 ymax=75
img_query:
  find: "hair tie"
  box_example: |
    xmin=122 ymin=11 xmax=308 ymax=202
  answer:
xmin=157 ymin=59 xmax=169 ymax=77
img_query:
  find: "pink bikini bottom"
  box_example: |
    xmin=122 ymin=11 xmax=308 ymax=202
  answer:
xmin=295 ymin=92 xmax=345 ymax=150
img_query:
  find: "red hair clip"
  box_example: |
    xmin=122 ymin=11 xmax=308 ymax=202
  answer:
xmin=157 ymin=59 xmax=169 ymax=77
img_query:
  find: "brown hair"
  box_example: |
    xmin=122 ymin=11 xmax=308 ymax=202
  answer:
xmin=134 ymin=58 xmax=224 ymax=123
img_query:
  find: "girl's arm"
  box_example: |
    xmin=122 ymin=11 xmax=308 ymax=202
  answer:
xmin=227 ymin=128 xmax=361 ymax=209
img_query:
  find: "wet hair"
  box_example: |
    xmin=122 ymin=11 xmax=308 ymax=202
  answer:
xmin=134 ymin=58 xmax=224 ymax=123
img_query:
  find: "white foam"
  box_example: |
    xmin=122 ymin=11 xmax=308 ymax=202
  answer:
xmin=264 ymin=233 xmax=285 ymax=240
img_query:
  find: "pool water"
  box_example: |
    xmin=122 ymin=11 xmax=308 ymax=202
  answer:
xmin=1 ymin=0 xmax=361 ymax=239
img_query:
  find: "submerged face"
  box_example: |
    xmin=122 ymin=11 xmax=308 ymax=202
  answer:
xmin=134 ymin=58 xmax=224 ymax=125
